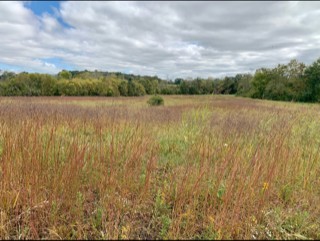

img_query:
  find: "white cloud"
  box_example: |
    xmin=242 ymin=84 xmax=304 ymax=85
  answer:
xmin=0 ymin=1 xmax=320 ymax=78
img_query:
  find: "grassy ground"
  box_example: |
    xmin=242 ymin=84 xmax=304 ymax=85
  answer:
xmin=0 ymin=95 xmax=319 ymax=240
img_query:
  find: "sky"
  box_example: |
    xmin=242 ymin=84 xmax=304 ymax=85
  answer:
xmin=1 ymin=1 xmax=320 ymax=79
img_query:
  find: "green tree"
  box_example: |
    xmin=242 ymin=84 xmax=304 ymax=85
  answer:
xmin=118 ymin=81 xmax=128 ymax=96
xmin=235 ymin=74 xmax=253 ymax=96
xmin=128 ymin=80 xmax=146 ymax=96
xmin=56 ymin=80 xmax=78 ymax=95
xmin=39 ymin=74 xmax=57 ymax=96
xmin=250 ymin=68 xmax=274 ymax=99
xmin=179 ymin=80 xmax=190 ymax=94
xmin=304 ymin=58 xmax=320 ymax=102
xmin=58 ymin=70 xmax=72 ymax=80
xmin=221 ymin=77 xmax=237 ymax=94
xmin=139 ymin=78 xmax=159 ymax=94
xmin=0 ymin=71 xmax=15 ymax=81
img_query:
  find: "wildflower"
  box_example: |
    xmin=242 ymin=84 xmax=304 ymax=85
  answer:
xmin=160 ymin=191 xmax=166 ymax=205
xmin=182 ymin=209 xmax=192 ymax=218
xmin=121 ymin=225 xmax=130 ymax=239
xmin=217 ymin=229 xmax=222 ymax=239
xmin=251 ymin=215 xmax=257 ymax=224
xmin=262 ymin=182 xmax=269 ymax=191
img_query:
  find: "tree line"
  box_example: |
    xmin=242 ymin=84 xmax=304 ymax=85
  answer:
xmin=0 ymin=57 xmax=320 ymax=102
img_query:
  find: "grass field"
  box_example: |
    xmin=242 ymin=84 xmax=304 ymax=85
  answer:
xmin=0 ymin=95 xmax=319 ymax=240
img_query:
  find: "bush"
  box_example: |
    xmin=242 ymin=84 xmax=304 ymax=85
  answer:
xmin=147 ymin=95 xmax=164 ymax=106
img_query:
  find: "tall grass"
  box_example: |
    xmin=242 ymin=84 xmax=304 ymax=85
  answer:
xmin=0 ymin=95 xmax=319 ymax=239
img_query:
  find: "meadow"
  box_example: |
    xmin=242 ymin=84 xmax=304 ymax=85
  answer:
xmin=0 ymin=95 xmax=319 ymax=240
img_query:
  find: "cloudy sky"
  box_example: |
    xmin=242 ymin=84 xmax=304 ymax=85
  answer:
xmin=1 ymin=1 xmax=320 ymax=79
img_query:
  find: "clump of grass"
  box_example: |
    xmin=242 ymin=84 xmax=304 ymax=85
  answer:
xmin=147 ymin=95 xmax=164 ymax=106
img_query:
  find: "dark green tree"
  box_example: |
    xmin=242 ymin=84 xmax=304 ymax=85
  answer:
xmin=304 ymin=58 xmax=320 ymax=102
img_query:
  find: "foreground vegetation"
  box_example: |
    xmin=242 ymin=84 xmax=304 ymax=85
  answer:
xmin=1 ymin=57 xmax=320 ymax=103
xmin=0 ymin=95 xmax=320 ymax=239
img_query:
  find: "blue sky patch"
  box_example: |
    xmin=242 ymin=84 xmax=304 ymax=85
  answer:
xmin=41 ymin=57 xmax=75 ymax=71
xmin=0 ymin=63 xmax=23 ymax=73
xmin=25 ymin=1 xmax=61 ymax=16
xmin=25 ymin=1 xmax=73 ymax=29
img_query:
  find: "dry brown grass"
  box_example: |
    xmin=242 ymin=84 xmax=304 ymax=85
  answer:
xmin=0 ymin=95 xmax=319 ymax=239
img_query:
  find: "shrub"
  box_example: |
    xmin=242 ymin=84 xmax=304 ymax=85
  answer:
xmin=147 ymin=95 xmax=164 ymax=106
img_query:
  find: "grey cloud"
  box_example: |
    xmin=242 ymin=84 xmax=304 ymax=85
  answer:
xmin=1 ymin=1 xmax=320 ymax=78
